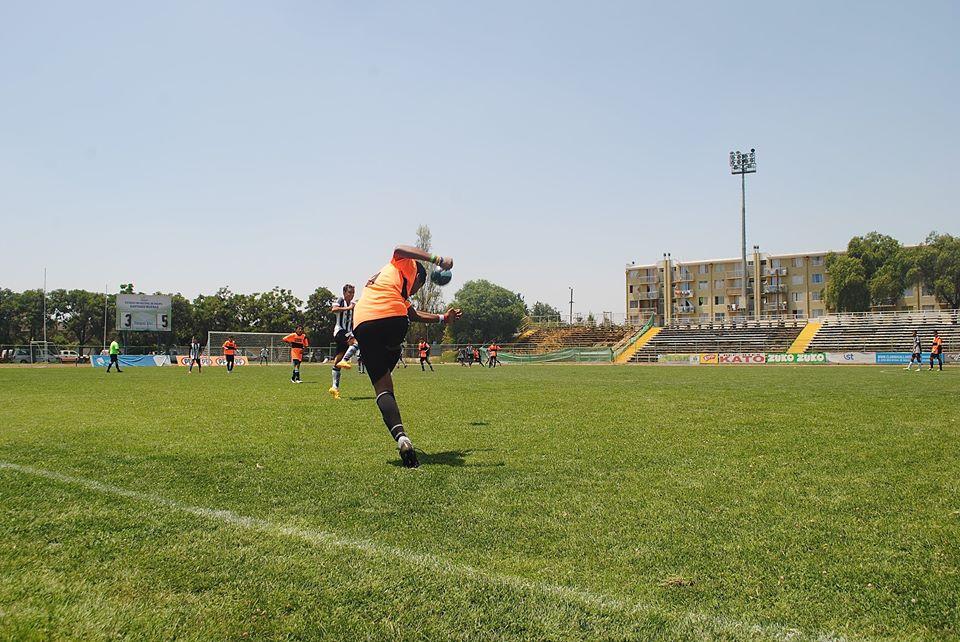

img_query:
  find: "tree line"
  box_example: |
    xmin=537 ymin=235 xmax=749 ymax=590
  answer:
xmin=825 ymin=231 xmax=960 ymax=312
xmin=0 ymin=279 xmax=555 ymax=350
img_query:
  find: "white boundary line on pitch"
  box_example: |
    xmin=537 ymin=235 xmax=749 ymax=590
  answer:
xmin=0 ymin=461 xmax=841 ymax=641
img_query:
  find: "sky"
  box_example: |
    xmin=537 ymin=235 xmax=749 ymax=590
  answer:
xmin=1 ymin=1 xmax=957 ymax=318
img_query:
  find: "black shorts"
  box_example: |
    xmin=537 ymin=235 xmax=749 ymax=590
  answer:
xmin=335 ymin=330 xmax=351 ymax=354
xmin=109 ymin=354 xmax=119 ymax=363
xmin=226 ymin=354 xmax=235 ymax=363
xmin=912 ymin=352 xmax=922 ymax=360
xmin=353 ymin=316 xmax=409 ymax=383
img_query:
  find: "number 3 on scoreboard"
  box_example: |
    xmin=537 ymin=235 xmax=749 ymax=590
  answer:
xmin=157 ymin=314 xmax=169 ymax=329
xmin=123 ymin=313 xmax=132 ymax=328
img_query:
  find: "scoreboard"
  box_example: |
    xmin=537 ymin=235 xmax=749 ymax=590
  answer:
xmin=116 ymin=294 xmax=172 ymax=332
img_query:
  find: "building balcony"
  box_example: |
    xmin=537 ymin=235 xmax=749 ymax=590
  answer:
xmin=762 ymin=284 xmax=785 ymax=294
xmin=672 ymin=289 xmax=693 ymax=298
xmin=763 ymin=267 xmax=788 ymax=277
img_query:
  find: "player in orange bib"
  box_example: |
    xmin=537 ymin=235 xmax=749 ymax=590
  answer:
xmin=418 ymin=339 xmax=433 ymax=372
xmin=929 ymin=331 xmax=944 ymax=371
xmin=353 ymin=245 xmax=462 ymax=467
xmin=282 ymin=325 xmax=309 ymax=383
xmin=487 ymin=341 xmax=501 ymax=368
xmin=222 ymin=337 xmax=237 ymax=373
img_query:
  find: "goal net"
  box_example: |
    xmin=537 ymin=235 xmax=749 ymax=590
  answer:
xmin=206 ymin=331 xmax=334 ymax=364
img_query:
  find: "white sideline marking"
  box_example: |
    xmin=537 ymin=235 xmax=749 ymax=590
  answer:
xmin=0 ymin=461 xmax=838 ymax=641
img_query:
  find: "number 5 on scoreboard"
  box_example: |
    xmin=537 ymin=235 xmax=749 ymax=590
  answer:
xmin=157 ymin=314 xmax=169 ymax=329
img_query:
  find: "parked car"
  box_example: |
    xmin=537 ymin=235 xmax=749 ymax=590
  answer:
xmin=4 ymin=347 xmax=60 ymax=364
xmin=58 ymin=350 xmax=90 ymax=364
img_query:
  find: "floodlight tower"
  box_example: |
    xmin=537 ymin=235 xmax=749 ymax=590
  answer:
xmin=729 ymin=148 xmax=757 ymax=317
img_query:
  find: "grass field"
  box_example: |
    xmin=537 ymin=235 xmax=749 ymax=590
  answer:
xmin=1 ymin=363 xmax=958 ymax=640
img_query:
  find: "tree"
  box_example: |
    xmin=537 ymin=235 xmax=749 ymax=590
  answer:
xmin=448 ymin=280 xmax=527 ymax=344
xmin=529 ymin=301 xmax=562 ymax=322
xmin=192 ymin=288 xmax=236 ymax=338
xmin=249 ymin=287 xmax=303 ymax=332
xmin=170 ymin=294 xmax=195 ymax=345
xmin=0 ymin=289 xmax=17 ymax=344
xmin=824 ymin=254 xmax=870 ymax=312
xmin=868 ymin=249 xmax=910 ymax=307
xmin=48 ymin=289 xmax=103 ymax=354
xmin=916 ymin=232 xmax=960 ymax=309
xmin=304 ymin=286 xmax=336 ymax=344
xmin=846 ymin=232 xmax=901 ymax=280
xmin=410 ymin=224 xmax=446 ymax=343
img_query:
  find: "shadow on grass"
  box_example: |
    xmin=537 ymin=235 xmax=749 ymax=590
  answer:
xmin=469 ymin=421 xmax=489 ymax=426
xmin=346 ymin=396 xmax=376 ymax=401
xmin=387 ymin=448 xmax=503 ymax=468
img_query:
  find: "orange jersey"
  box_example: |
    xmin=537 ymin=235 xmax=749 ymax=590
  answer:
xmin=489 ymin=344 xmax=499 ymax=356
xmin=222 ymin=340 xmax=237 ymax=356
xmin=418 ymin=342 xmax=429 ymax=358
xmin=353 ymin=256 xmax=418 ymax=327
xmin=283 ymin=332 xmax=309 ymax=361
xmin=932 ymin=337 xmax=943 ymax=354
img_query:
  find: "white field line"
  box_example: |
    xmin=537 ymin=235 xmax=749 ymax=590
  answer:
xmin=1 ymin=461 xmax=842 ymax=641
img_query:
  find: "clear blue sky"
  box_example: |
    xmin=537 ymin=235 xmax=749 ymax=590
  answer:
xmin=1 ymin=1 xmax=957 ymax=316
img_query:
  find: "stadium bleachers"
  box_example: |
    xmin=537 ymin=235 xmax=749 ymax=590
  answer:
xmin=514 ymin=324 xmax=636 ymax=353
xmin=806 ymin=310 xmax=960 ymax=352
xmin=629 ymin=321 xmax=804 ymax=362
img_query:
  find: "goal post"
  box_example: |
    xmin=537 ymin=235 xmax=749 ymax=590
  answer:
xmin=206 ymin=331 xmax=335 ymax=364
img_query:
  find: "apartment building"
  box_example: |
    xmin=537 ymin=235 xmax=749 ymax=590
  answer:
xmin=625 ymin=249 xmax=942 ymax=326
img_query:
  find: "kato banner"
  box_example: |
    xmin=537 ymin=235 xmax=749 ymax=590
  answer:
xmin=765 ymin=352 xmax=827 ymax=364
xmin=718 ymin=353 xmax=766 ymax=365
xmin=175 ymin=355 xmax=253 ymax=367
xmin=91 ymin=354 xmax=170 ymax=367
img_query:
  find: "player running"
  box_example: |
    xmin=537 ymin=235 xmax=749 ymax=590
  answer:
xmin=329 ymin=284 xmax=357 ymax=399
xmin=418 ymin=339 xmax=434 ymax=371
xmin=222 ymin=336 xmax=237 ymax=373
xmin=472 ymin=345 xmax=483 ymax=367
xmin=929 ymin=331 xmax=944 ymax=371
xmin=352 ymin=245 xmax=461 ymax=468
xmin=282 ymin=325 xmax=309 ymax=383
xmin=487 ymin=341 xmax=501 ymax=368
xmin=188 ymin=336 xmax=203 ymax=373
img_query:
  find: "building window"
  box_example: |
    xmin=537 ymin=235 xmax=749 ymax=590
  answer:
xmin=792 ymin=257 xmax=804 ymax=268
xmin=714 ymin=295 xmax=725 ymax=305
xmin=812 ymin=256 xmax=824 ymax=266
xmin=713 ymin=279 xmax=724 ymax=289
xmin=629 ymin=300 xmax=638 ymax=308
xmin=792 ymin=292 xmax=802 ymax=302
xmin=698 ymin=280 xmax=708 ymax=290
xmin=698 ymin=264 xmax=708 ymax=274
xmin=714 ymin=264 xmax=725 ymax=272
xmin=811 ymin=309 xmax=824 ymax=318
xmin=715 ymin=312 xmax=725 ymax=321
xmin=791 ymin=275 xmax=804 ymax=285
xmin=811 ymin=273 xmax=823 ymax=284
xmin=811 ymin=291 xmax=822 ymax=301
xmin=771 ymin=258 xmax=781 ymax=268
xmin=629 ymin=285 xmax=634 ymax=293
xmin=698 ymin=296 xmax=706 ymax=306
xmin=904 ymin=287 xmax=914 ymax=297
xmin=922 ymin=284 xmax=934 ymax=296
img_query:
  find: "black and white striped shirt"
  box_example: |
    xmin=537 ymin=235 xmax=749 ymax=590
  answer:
xmin=334 ymin=297 xmax=354 ymax=336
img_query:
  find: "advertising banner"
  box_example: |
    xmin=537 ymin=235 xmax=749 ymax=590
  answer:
xmin=175 ymin=355 xmax=253 ymax=367
xmin=699 ymin=353 xmax=719 ymax=365
xmin=765 ymin=353 xmax=827 ymax=364
xmin=826 ymin=352 xmax=876 ymax=365
xmin=658 ymin=353 xmax=700 ymax=365
xmin=91 ymin=354 xmax=170 ymax=367
xmin=718 ymin=353 xmax=766 ymax=364
xmin=875 ymin=352 xmax=919 ymax=365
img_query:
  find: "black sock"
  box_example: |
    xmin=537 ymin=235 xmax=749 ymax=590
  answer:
xmin=376 ymin=391 xmax=405 ymax=441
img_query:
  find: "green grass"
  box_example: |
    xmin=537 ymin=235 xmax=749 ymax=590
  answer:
xmin=1 ymin=363 xmax=958 ymax=640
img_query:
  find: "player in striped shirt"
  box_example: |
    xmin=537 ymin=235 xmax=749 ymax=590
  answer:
xmin=905 ymin=330 xmax=922 ymax=371
xmin=188 ymin=336 xmax=203 ymax=373
xmin=329 ymin=284 xmax=356 ymax=399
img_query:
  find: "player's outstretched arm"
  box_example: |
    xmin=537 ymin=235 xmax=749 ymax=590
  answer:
xmin=407 ymin=307 xmax=463 ymax=324
xmin=393 ymin=245 xmax=454 ymax=270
